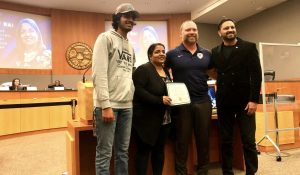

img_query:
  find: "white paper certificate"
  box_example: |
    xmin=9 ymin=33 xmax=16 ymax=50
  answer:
xmin=166 ymin=83 xmax=191 ymax=106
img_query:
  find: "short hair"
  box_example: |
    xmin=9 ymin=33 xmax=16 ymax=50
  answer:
xmin=217 ymin=18 xmax=236 ymax=30
xmin=147 ymin=43 xmax=165 ymax=60
xmin=180 ymin=20 xmax=197 ymax=31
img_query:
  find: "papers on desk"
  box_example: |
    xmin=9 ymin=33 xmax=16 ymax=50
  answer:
xmin=166 ymin=83 xmax=191 ymax=106
xmin=54 ymin=86 xmax=65 ymax=90
xmin=26 ymin=86 xmax=37 ymax=91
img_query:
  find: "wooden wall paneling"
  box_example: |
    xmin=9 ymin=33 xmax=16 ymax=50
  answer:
xmin=0 ymin=68 xmax=52 ymax=75
xmin=167 ymin=14 xmax=191 ymax=49
xmin=0 ymin=1 xmax=50 ymax=16
xmin=51 ymin=9 xmax=105 ymax=75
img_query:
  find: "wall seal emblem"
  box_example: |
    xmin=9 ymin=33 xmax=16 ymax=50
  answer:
xmin=66 ymin=42 xmax=93 ymax=70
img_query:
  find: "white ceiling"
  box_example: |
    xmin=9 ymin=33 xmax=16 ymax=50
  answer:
xmin=2 ymin=0 xmax=288 ymax=24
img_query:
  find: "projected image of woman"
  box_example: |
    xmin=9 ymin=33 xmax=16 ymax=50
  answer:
xmin=136 ymin=26 xmax=159 ymax=67
xmin=15 ymin=18 xmax=51 ymax=68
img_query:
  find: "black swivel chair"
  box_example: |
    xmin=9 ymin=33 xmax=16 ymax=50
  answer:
xmin=264 ymin=70 xmax=275 ymax=81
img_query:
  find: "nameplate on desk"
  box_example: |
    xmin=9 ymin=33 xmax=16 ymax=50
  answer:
xmin=54 ymin=87 xmax=65 ymax=90
xmin=26 ymin=87 xmax=37 ymax=91
xmin=0 ymin=86 xmax=9 ymax=91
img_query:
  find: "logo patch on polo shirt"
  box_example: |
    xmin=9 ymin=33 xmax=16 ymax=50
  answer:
xmin=197 ymin=53 xmax=203 ymax=59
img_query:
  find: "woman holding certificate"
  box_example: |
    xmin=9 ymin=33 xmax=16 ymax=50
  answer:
xmin=132 ymin=43 xmax=172 ymax=175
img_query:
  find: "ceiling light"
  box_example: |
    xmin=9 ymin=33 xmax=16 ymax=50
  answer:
xmin=255 ymin=6 xmax=265 ymax=11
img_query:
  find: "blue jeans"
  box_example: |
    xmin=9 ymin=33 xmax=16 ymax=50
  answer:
xmin=94 ymin=107 xmax=133 ymax=175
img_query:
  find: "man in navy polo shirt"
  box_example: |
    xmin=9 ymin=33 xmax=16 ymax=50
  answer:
xmin=165 ymin=20 xmax=212 ymax=175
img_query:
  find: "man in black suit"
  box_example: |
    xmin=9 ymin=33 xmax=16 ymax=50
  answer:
xmin=208 ymin=18 xmax=262 ymax=175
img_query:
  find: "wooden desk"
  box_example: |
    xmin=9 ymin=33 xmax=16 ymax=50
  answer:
xmin=0 ymin=90 xmax=77 ymax=136
xmin=66 ymin=119 xmax=245 ymax=175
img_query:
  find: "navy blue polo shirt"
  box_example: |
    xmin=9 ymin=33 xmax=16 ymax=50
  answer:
xmin=165 ymin=44 xmax=211 ymax=104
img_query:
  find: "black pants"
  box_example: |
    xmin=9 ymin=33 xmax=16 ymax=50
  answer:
xmin=173 ymin=101 xmax=212 ymax=175
xmin=134 ymin=125 xmax=170 ymax=175
xmin=218 ymin=106 xmax=258 ymax=175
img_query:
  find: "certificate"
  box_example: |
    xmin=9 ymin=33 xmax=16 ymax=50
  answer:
xmin=166 ymin=83 xmax=191 ymax=106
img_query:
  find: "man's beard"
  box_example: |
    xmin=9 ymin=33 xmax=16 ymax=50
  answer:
xmin=222 ymin=32 xmax=236 ymax=42
xmin=184 ymin=35 xmax=197 ymax=44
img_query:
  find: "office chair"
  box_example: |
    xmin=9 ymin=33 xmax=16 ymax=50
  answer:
xmin=264 ymin=70 xmax=275 ymax=81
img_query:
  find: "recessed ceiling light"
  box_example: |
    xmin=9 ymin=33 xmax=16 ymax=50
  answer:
xmin=256 ymin=6 xmax=265 ymax=11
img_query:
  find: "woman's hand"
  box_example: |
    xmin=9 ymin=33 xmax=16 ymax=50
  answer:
xmin=163 ymin=96 xmax=172 ymax=105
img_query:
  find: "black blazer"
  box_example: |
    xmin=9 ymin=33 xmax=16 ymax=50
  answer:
xmin=211 ymin=38 xmax=262 ymax=107
xmin=132 ymin=62 xmax=170 ymax=145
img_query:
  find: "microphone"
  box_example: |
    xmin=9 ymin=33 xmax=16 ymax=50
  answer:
xmin=82 ymin=64 xmax=92 ymax=83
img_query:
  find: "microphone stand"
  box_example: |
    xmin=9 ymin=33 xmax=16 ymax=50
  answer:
xmin=82 ymin=64 xmax=92 ymax=83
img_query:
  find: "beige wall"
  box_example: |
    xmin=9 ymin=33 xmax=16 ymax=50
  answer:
xmin=238 ymin=0 xmax=300 ymax=45
xmin=196 ymin=23 xmax=220 ymax=50
xmin=196 ymin=0 xmax=300 ymax=49
xmin=237 ymin=0 xmax=300 ymax=80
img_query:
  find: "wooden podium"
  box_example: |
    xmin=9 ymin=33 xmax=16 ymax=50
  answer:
xmin=66 ymin=119 xmax=245 ymax=175
xmin=77 ymin=81 xmax=93 ymax=125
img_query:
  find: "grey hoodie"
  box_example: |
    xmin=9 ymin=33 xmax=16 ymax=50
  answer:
xmin=92 ymin=30 xmax=135 ymax=109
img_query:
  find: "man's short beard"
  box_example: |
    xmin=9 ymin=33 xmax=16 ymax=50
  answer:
xmin=223 ymin=36 xmax=236 ymax=42
xmin=184 ymin=36 xmax=197 ymax=44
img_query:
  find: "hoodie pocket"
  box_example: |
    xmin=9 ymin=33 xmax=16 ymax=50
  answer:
xmin=110 ymin=76 xmax=135 ymax=102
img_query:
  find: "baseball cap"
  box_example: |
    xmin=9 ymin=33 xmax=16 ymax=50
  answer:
xmin=115 ymin=3 xmax=139 ymax=18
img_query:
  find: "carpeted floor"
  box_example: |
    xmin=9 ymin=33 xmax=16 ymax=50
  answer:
xmin=0 ymin=131 xmax=300 ymax=175
xmin=0 ymin=131 xmax=66 ymax=175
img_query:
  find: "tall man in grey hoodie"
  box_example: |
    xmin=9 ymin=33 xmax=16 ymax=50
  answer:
xmin=92 ymin=3 xmax=139 ymax=175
